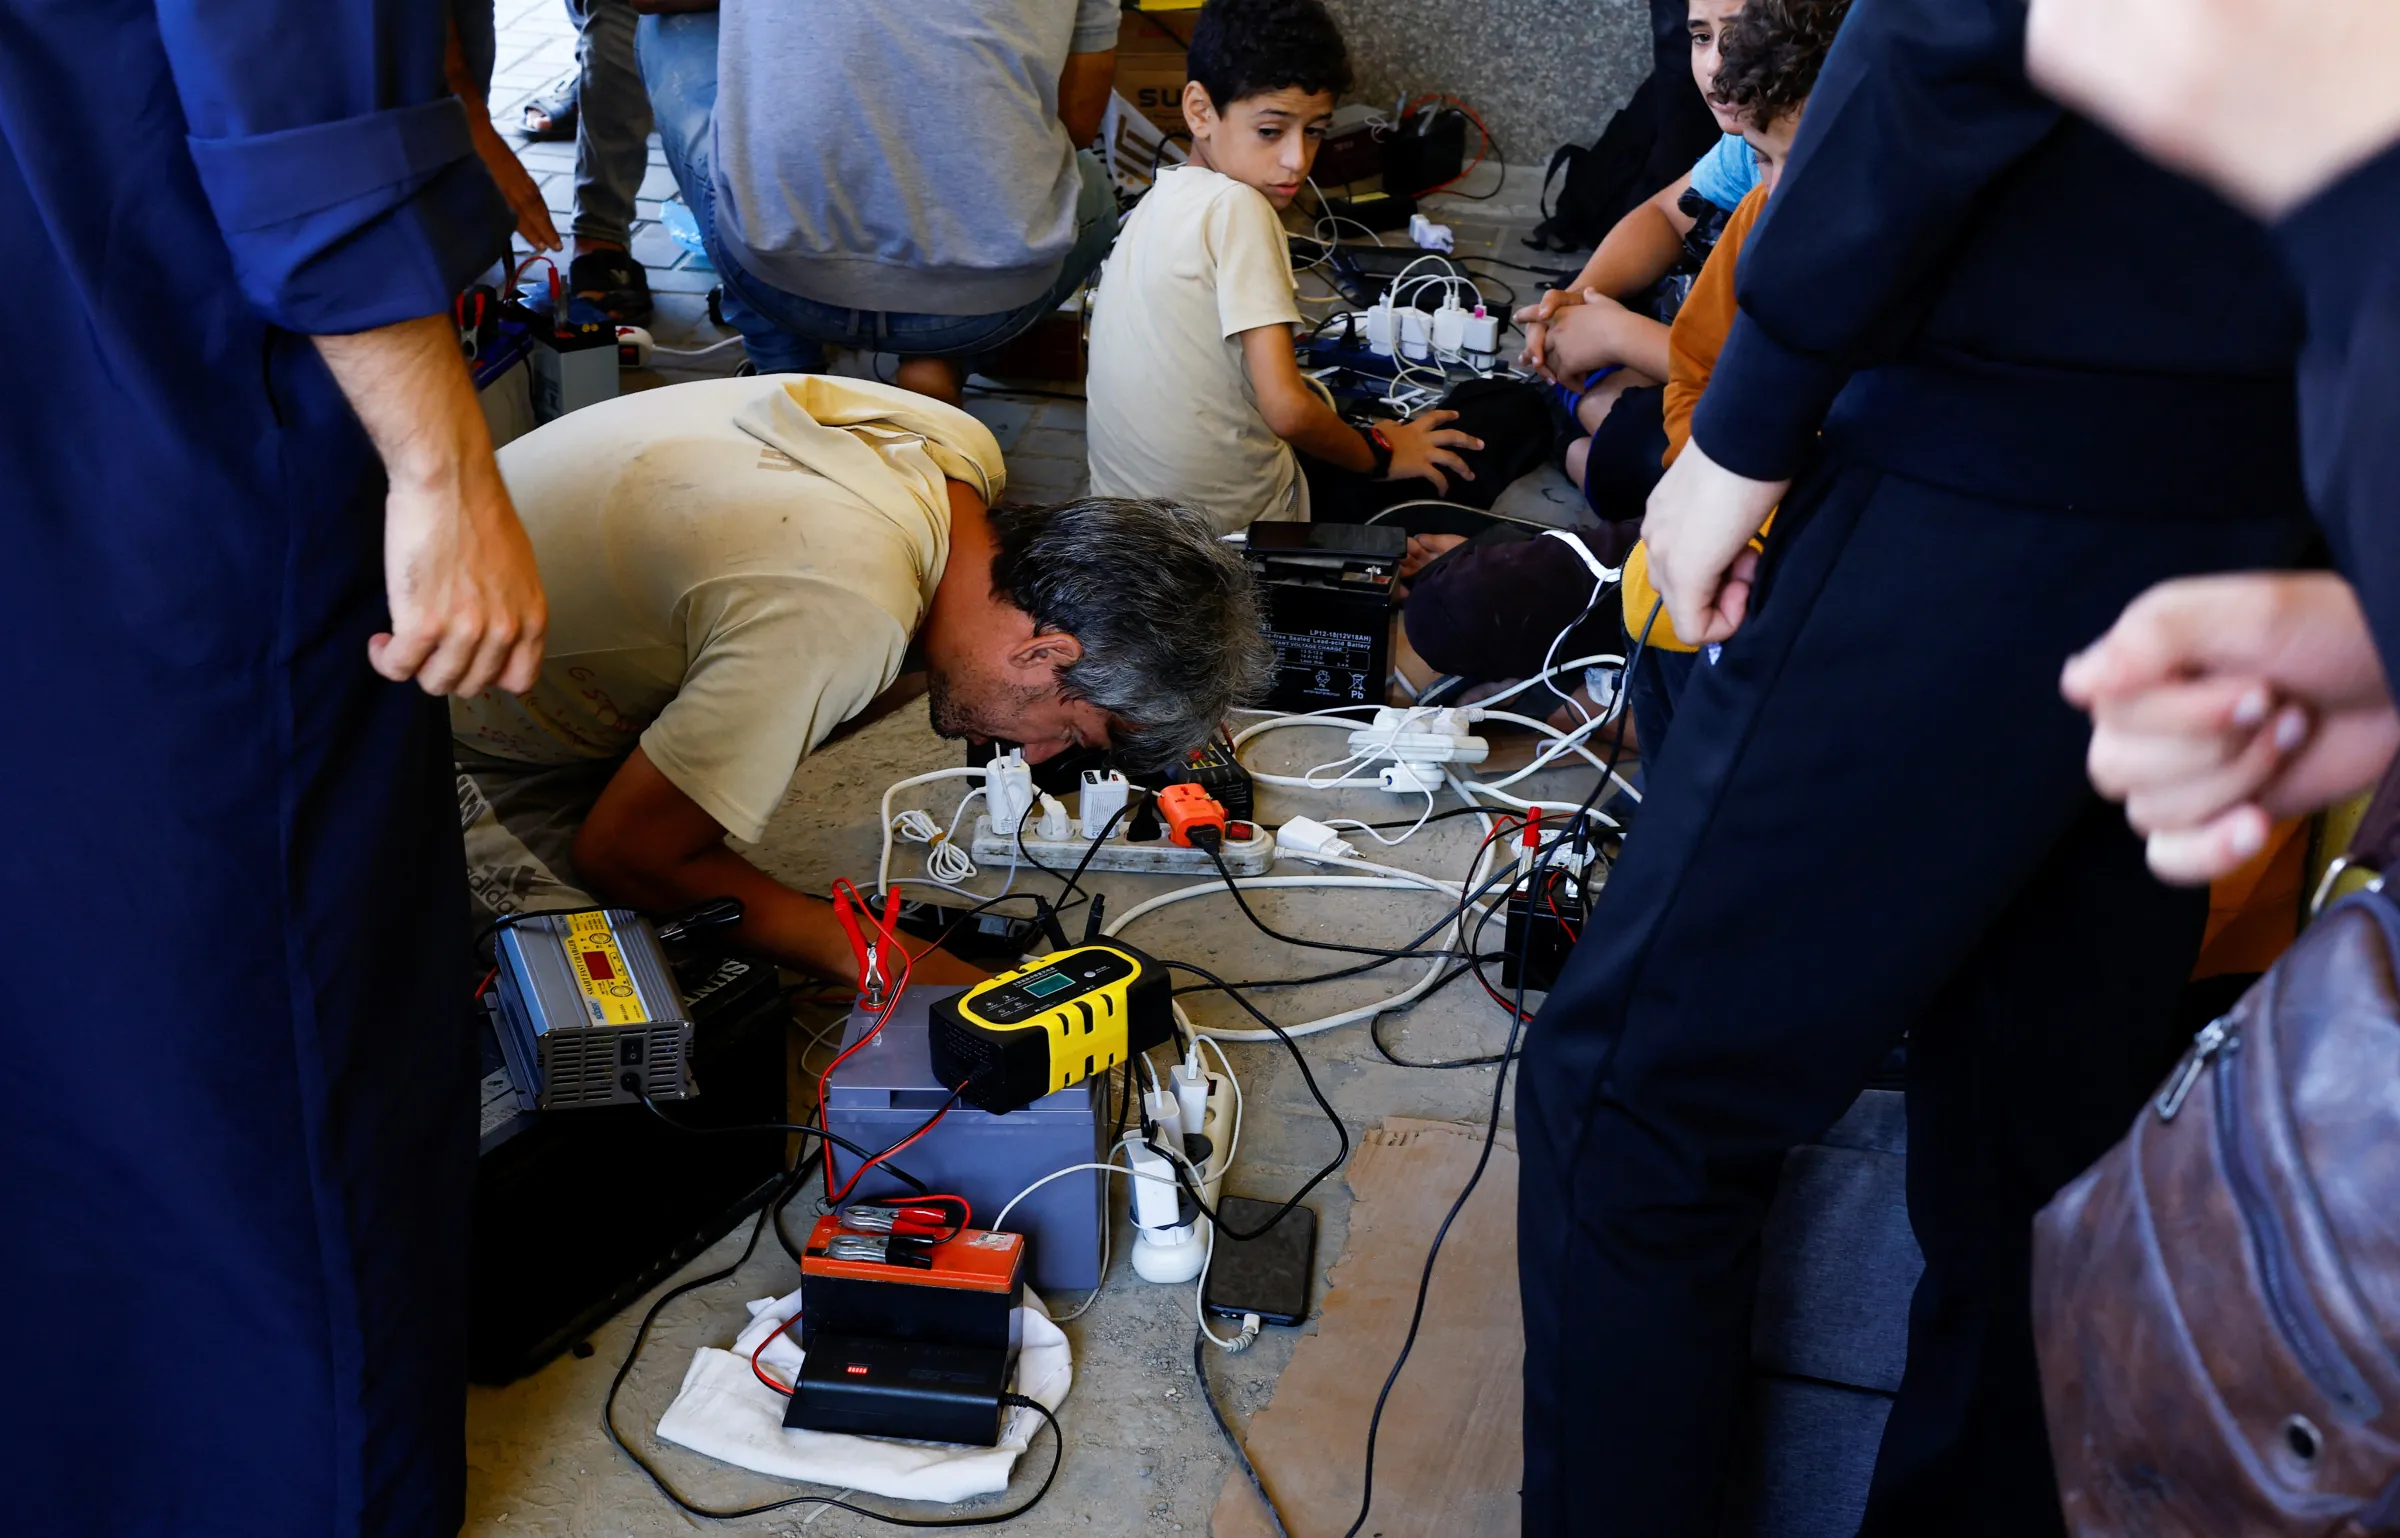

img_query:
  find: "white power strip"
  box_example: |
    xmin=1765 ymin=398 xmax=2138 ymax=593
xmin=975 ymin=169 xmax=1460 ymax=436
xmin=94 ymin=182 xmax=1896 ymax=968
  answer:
xmin=968 ymin=816 xmax=1275 ymax=876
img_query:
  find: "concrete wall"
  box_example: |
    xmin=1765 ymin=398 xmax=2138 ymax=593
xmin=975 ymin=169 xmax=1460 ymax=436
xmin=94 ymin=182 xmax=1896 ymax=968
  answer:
xmin=1315 ymin=0 xmax=1655 ymax=166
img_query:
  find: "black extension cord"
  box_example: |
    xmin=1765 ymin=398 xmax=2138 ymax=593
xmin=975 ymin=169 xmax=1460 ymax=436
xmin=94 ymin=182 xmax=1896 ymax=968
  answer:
xmin=1193 ymin=1327 xmax=1291 ymax=1538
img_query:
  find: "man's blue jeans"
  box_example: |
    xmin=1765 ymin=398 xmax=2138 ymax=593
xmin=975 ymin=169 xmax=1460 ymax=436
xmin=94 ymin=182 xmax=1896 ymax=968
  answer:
xmin=637 ymin=11 xmax=1116 ymax=375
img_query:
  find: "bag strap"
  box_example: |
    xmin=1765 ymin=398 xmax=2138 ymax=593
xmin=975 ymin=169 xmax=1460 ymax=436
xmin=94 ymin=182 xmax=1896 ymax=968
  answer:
xmin=2349 ymin=758 xmax=2400 ymax=870
xmin=2311 ymin=759 xmax=2400 ymax=914
xmin=1539 ymin=142 xmax=1578 ymax=223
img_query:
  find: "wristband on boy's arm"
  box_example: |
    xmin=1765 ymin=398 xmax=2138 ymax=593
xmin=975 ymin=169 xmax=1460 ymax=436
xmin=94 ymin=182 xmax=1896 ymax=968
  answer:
xmin=1357 ymin=423 xmax=1394 ymax=477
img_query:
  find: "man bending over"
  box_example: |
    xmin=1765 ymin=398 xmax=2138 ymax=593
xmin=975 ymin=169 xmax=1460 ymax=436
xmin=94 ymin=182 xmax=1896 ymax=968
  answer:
xmin=454 ymin=375 xmax=1269 ymax=983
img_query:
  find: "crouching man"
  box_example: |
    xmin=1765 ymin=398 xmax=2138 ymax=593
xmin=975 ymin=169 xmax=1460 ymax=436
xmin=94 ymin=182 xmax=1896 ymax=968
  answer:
xmin=454 ymin=374 xmax=1269 ymax=983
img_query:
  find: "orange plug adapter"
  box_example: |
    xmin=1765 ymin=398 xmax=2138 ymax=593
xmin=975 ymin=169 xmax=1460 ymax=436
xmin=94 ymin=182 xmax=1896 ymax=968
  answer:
xmin=1156 ymin=782 xmax=1230 ymax=849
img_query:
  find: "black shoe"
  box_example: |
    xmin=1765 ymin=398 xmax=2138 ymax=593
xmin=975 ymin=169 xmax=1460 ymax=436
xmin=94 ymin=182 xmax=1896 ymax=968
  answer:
xmin=568 ymin=248 xmax=653 ymax=324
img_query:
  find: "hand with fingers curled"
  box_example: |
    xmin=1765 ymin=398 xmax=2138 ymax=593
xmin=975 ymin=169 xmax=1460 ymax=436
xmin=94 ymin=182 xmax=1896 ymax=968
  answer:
xmin=2063 ymin=571 xmax=2400 ymax=884
xmin=1640 ymin=438 xmax=1784 ymax=648
xmin=1513 ymin=288 xmax=1581 ymax=377
xmin=374 ymin=458 xmax=548 ymax=699
xmin=1373 ymin=409 xmax=1483 ymax=497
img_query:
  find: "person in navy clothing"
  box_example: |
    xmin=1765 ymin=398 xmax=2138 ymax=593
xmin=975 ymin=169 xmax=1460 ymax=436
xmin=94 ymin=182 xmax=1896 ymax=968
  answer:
xmin=0 ymin=2 xmax=545 ymax=1531
xmin=1516 ymin=0 xmax=2322 ymax=1532
xmin=2033 ymin=0 xmax=2400 ymax=890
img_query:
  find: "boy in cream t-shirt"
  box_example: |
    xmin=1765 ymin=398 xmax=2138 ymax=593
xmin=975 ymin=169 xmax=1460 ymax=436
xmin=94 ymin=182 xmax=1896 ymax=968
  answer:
xmin=1084 ymin=0 xmax=1478 ymax=534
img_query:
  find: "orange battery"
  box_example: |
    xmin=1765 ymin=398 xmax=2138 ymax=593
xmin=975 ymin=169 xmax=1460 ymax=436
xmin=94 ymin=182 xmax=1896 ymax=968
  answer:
xmin=797 ymin=1214 xmax=1025 ymax=1354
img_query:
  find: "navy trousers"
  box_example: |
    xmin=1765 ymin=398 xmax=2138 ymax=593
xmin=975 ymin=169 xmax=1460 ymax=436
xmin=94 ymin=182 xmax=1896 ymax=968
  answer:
xmin=1517 ymin=454 xmax=2311 ymax=1536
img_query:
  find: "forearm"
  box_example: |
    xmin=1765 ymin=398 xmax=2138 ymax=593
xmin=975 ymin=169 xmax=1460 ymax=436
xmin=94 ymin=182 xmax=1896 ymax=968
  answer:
xmin=1552 ymin=313 xmax=1672 ymax=383
xmin=313 ymin=314 xmax=497 ymax=494
xmin=1611 ymin=315 xmax=1673 ymax=382
xmin=1275 ymin=391 xmax=1376 ymax=471
xmin=1568 ymin=200 xmax=1687 ymax=300
xmin=587 ymin=839 xmax=863 ymax=980
xmin=1059 ymin=50 xmax=1115 ymax=147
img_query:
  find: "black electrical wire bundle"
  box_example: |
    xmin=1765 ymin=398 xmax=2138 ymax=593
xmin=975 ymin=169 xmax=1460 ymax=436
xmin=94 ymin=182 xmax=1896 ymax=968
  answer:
xmin=1193 ymin=1327 xmax=1291 ymax=1538
xmin=1337 ymin=601 xmax=1660 ymax=1538
xmin=1009 ymin=797 xmax=1136 ymax=922
xmin=1144 ymin=955 xmax=1352 ymax=1243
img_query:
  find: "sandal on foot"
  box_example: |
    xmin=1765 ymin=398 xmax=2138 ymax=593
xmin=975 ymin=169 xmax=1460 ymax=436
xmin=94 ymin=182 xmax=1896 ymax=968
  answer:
xmin=519 ymin=72 xmax=579 ymax=141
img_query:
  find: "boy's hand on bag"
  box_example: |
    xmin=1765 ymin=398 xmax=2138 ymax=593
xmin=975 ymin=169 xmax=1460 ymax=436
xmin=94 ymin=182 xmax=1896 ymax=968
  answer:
xmin=2065 ymin=571 xmax=2400 ymax=883
xmin=1376 ymin=410 xmax=1483 ymax=496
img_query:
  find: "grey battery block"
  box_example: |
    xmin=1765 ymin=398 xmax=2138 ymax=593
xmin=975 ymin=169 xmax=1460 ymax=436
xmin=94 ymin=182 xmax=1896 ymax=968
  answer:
xmin=968 ymin=815 xmax=1276 ymax=876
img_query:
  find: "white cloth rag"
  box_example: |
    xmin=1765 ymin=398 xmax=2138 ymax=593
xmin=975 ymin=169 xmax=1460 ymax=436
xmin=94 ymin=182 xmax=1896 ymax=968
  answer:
xmin=654 ymin=1285 xmax=1071 ymax=1505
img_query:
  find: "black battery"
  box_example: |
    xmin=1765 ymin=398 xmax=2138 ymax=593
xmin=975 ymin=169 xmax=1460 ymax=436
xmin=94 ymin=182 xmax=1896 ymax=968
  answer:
xmin=1133 ymin=737 xmax=1255 ymax=821
xmin=466 ymin=951 xmax=787 ymax=1382
xmin=1243 ymin=522 xmax=1404 ymax=713
xmin=1500 ymin=871 xmax=1590 ymax=993
xmin=789 ymin=1333 xmax=1011 ymax=1447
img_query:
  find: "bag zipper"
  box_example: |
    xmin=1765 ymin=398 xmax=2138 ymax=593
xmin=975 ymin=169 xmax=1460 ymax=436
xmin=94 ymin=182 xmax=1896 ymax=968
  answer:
xmin=2207 ymin=1024 xmax=2379 ymax=1418
xmin=2156 ymin=1015 xmax=2234 ymax=1122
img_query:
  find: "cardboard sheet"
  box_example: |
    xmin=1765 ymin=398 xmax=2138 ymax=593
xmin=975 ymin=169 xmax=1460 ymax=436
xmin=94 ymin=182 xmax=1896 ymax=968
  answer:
xmin=1212 ymin=1117 xmax=1522 ymax=1537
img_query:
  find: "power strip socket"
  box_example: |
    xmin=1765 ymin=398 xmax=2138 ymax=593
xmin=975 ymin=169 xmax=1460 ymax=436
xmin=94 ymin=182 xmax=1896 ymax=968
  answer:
xmin=969 ymin=817 xmax=1276 ymax=876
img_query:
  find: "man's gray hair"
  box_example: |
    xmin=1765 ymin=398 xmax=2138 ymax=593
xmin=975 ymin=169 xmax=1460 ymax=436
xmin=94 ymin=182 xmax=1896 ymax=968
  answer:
xmin=986 ymin=496 xmax=1274 ymax=768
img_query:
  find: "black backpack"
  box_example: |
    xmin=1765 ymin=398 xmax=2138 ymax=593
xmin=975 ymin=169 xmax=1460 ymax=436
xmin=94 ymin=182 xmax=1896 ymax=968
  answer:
xmin=1526 ymin=74 xmax=1669 ymax=254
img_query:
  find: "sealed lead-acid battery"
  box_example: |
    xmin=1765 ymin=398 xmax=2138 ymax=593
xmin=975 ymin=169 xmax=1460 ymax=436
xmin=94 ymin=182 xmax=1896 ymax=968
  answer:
xmin=825 ymin=988 xmax=1109 ymax=1291
xmin=491 ymin=908 xmax=695 ymax=1108
xmin=1242 ymin=522 xmax=1404 ymax=711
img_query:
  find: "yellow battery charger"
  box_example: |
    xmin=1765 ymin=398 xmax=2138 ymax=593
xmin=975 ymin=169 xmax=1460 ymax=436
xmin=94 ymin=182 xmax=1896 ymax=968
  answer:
xmin=929 ymin=943 xmax=1173 ymax=1113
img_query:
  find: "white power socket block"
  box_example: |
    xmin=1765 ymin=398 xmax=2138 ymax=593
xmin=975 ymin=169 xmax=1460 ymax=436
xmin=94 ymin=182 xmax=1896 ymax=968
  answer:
xmin=1380 ymin=761 xmax=1445 ymax=794
xmin=1347 ymin=705 xmax=1487 ymax=766
xmin=1079 ymin=769 xmax=1131 ymax=839
xmin=986 ymin=751 xmax=1035 ymax=835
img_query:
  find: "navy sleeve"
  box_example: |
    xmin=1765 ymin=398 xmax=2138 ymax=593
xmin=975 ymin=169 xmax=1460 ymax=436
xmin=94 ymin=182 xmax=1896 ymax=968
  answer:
xmin=1690 ymin=0 xmax=2061 ymax=480
xmin=2273 ymin=140 xmax=2400 ymax=675
xmin=157 ymin=0 xmax=510 ymax=334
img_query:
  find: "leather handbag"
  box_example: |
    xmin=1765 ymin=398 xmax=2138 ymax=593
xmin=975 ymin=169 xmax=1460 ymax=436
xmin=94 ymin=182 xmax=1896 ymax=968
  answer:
xmin=2033 ymin=777 xmax=2400 ymax=1535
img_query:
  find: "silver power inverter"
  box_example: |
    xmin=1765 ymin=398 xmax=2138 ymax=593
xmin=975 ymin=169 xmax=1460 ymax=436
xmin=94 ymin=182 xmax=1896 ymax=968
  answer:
xmin=492 ymin=908 xmax=696 ymax=1108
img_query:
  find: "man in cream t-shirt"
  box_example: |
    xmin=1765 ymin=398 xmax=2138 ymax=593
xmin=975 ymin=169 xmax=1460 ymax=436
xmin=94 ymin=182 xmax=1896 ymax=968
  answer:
xmin=456 ymin=373 xmax=1271 ymax=983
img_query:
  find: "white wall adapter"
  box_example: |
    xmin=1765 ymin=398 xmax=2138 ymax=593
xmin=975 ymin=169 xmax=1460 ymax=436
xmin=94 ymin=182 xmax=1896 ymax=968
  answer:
xmin=1431 ymin=296 xmax=1467 ymax=354
xmin=985 ymin=750 xmax=1036 ymax=835
xmin=1462 ymin=304 xmax=1501 ymax=355
xmin=1363 ymin=298 xmax=1397 ymax=357
xmin=1276 ymin=815 xmax=1358 ymax=862
xmin=1078 ymin=768 xmax=1130 ymax=839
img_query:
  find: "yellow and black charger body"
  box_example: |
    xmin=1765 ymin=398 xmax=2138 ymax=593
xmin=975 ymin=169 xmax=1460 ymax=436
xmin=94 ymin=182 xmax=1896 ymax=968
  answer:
xmin=929 ymin=943 xmax=1173 ymax=1114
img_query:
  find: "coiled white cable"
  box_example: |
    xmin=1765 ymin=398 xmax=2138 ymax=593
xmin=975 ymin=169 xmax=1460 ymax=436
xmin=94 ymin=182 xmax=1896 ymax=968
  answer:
xmin=891 ymin=789 xmax=981 ymax=886
xmin=875 ymin=767 xmax=986 ymax=898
